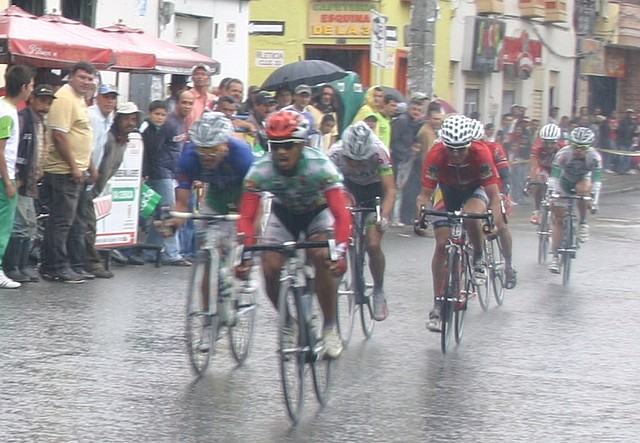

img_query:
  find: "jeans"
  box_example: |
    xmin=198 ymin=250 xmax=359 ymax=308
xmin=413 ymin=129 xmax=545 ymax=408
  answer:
xmin=143 ymin=179 xmax=181 ymax=262
xmin=12 ymin=194 xmax=37 ymax=239
xmin=179 ymin=191 xmax=197 ymax=258
xmin=41 ymin=173 xmax=84 ymax=271
xmin=614 ymin=143 xmax=632 ymax=174
xmin=511 ymin=162 xmax=528 ymax=204
xmin=0 ymin=180 xmax=18 ymax=267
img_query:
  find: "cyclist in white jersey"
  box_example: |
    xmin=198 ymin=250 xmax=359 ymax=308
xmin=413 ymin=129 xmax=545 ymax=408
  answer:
xmin=327 ymin=122 xmax=395 ymax=321
xmin=547 ymin=127 xmax=602 ymax=274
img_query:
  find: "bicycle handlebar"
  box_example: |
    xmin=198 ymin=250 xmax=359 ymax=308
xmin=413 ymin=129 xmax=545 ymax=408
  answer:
xmin=168 ymin=211 xmax=241 ymax=222
xmin=348 ymin=196 xmax=382 ymax=223
xmin=549 ymin=193 xmax=592 ymax=201
xmin=419 ymin=206 xmax=494 ymax=232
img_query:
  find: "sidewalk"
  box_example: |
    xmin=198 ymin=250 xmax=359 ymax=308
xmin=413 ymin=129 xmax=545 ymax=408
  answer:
xmin=600 ymin=171 xmax=640 ymax=195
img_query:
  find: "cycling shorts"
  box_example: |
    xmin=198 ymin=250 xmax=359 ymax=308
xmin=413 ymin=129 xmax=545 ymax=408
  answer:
xmin=265 ymin=203 xmax=334 ymax=243
xmin=433 ymin=185 xmax=488 ymax=229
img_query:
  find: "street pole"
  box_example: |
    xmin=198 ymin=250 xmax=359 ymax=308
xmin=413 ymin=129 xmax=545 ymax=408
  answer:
xmin=407 ymin=0 xmax=437 ymax=98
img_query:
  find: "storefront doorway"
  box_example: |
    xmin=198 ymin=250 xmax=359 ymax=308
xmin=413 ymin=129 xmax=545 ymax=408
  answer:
xmin=306 ymin=46 xmax=371 ymax=86
xmin=589 ymin=76 xmax=617 ymax=117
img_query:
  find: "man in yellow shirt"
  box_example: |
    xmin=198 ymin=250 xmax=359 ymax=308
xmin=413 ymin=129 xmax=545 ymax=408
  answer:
xmin=41 ymin=62 xmax=96 ymax=283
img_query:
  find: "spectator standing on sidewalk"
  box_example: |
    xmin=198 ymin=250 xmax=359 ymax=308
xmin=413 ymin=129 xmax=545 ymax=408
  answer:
xmin=615 ymin=109 xmax=638 ymax=175
xmin=143 ymin=89 xmax=193 ymax=266
xmin=84 ymin=103 xmax=143 ymax=276
xmin=185 ymin=64 xmax=216 ymax=132
xmin=390 ymin=97 xmax=426 ymax=226
xmin=3 ymin=83 xmax=53 ymax=283
xmin=40 ymin=62 xmax=96 ymax=283
xmin=0 ymin=65 xmax=34 ymax=289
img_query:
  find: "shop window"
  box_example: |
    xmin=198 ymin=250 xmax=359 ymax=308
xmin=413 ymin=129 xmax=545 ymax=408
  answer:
xmin=62 ymin=0 xmax=95 ymax=26
xmin=464 ymin=88 xmax=480 ymax=116
xmin=12 ymin=0 xmax=44 ymax=15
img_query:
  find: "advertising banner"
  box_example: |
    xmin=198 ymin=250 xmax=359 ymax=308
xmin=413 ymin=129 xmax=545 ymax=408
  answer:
xmin=95 ymin=132 xmax=143 ymax=247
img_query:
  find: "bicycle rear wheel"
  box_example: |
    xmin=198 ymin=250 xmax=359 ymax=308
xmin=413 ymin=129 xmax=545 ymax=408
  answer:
xmin=310 ymin=295 xmax=332 ymax=406
xmin=278 ymin=281 xmax=306 ymax=424
xmin=489 ymin=238 xmax=506 ymax=306
xmin=454 ymin=254 xmax=470 ymax=344
xmin=229 ymin=276 xmax=257 ymax=365
xmin=441 ymin=249 xmax=458 ymax=354
xmin=336 ymin=247 xmax=356 ymax=347
xmin=537 ymin=208 xmax=550 ymax=264
xmin=186 ymin=250 xmax=217 ymax=375
xmin=476 ymin=240 xmax=490 ymax=311
xmin=561 ymin=252 xmax=572 ymax=286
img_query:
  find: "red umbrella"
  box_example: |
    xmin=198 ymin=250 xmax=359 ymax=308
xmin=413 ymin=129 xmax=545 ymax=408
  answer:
xmin=0 ymin=6 xmax=113 ymax=69
xmin=433 ymin=98 xmax=457 ymax=114
xmin=37 ymin=14 xmax=156 ymax=71
xmin=97 ymin=22 xmax=220 ymax=75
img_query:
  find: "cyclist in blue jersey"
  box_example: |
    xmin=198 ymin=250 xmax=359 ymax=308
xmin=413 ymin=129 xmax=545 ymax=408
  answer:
xmin=167 ymin=112 xmax=254 ymax=221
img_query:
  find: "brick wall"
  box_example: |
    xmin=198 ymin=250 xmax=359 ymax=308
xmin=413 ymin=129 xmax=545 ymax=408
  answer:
xmin=618 ymin=48 xmax=640 ymax=113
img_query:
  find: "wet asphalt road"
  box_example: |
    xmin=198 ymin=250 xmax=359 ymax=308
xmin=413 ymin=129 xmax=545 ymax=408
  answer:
xmin=0 ymin=185 xmax=639 ymax=442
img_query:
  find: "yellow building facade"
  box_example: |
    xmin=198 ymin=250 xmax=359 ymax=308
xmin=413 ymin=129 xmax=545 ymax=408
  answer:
xmin=248 ymin=0 xmax=446 ymax=95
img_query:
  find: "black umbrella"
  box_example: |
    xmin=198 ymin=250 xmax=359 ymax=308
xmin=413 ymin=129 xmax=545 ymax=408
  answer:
xmin=261 ymin=60 xmax=347 ymax=91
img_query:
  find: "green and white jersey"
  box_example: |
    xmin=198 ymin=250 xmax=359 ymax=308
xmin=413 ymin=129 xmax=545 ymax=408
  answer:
xmin=244 ymin=147 xmax=343 ymax=213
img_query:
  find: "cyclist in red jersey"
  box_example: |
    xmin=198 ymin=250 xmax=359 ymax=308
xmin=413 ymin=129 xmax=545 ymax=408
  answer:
xmin=469 ymin=119 xmax=517 ymax=289
xmin=527 ymin=123 xmax=564 ymax=224
xmin=414 ymin=114 xmax=502 ymax=332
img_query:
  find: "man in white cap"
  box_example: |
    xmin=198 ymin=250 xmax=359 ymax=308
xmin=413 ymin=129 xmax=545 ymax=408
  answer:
xmin=83 ymin=102 xmax=143 ymax=277
xmin=185 ymin=64 xmax=216 ymax=131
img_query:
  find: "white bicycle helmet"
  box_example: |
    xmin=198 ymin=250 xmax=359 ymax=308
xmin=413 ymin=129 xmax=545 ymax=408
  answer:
xmin=342 ymin=122 xmax=377 ymax=160
xmin=539 ymin=123 xmax=561 ymax=141
xmin=469 ymin=118 xmax=485 ymax=141
xmin=439 ymin=114 xmax=474 ymax=149
xmin=569 ymin=127 xmax=595 ymax=146
xmin=189 ymin=112 xmax=234 ymax=147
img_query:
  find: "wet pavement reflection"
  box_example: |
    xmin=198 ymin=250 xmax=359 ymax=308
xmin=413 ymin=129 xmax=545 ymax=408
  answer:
xmin=0 ymin=191 xmax=639 ymax=441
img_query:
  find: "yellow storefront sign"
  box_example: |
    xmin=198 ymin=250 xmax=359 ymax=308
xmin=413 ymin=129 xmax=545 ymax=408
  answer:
xmin=309 ymin=1 xmax=380 ymax=38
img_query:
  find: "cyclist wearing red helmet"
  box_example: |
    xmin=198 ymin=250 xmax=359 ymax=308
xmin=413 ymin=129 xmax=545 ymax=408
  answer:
xmin=236 ymin=109 xmax=352 ymax=359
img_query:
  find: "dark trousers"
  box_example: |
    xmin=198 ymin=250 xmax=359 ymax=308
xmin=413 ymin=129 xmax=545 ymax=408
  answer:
xmin=68 ymin=188 xmax=100 ymax=271
xmin=400 ymin=161 xmax=423 ymax=225
xmin=41 ymin=173 xmax=84 ymax=272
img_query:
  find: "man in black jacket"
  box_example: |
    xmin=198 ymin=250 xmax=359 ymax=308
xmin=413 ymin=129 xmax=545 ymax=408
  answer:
xmin=4 ymin=84 xmax=54 ymax=282
xmin=615 ymin=109 xmax=638 ymax=175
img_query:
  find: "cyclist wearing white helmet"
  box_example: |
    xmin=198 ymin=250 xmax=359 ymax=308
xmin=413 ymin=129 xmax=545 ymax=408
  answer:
xmin=547 ymin=126 xmax=602 ymax=274
xmin=327 ymin=121 xmax=396 ymax=321
xmin=169 ymin=112 xmax=254 ymax=218
xmin=415 ymin=114 xmax=503 ymax=332
xmin=527 ymin=123 xmax=565 ymax=224
xmin=469 ymin=118 xmax=518 ymax=289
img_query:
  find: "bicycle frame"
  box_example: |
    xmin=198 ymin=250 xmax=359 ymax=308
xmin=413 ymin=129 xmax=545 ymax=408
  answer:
xmin=420 ymin=207 xmax=493 ymax=354
xmin=550 ymin=194 xmax=591 ymax=286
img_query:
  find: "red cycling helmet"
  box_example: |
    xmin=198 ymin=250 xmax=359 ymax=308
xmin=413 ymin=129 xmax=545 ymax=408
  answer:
xmin=265 ymin=109 xmax=310 ymax=142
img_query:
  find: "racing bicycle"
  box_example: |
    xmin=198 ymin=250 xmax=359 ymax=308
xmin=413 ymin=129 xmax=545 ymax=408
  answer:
xmin=171 ymin=211 xmax=258 ymax=376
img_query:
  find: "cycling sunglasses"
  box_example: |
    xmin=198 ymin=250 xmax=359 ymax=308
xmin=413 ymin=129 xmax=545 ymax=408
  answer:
xmin=268 ymin=140 xmax=298 ymax=151
xmin=571 ymin=143 xmax=590 ymax=151
xmin=196 ymin=144 xmax=227 ymax=157
xmin=445 ymin=144 xmax=470 ymax=152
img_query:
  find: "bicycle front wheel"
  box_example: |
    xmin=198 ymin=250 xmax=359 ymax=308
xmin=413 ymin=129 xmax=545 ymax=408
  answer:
xmin=229 ymin=276 xmax=257 ymax=365
xmin=336 ymin=247 xmax=356 ymax=348
xmin=186 ymin=250 xmax=217 ymax=375
xmin=441 ymin=249 xmax=458 ymax=354
xmin=355 ymin=243 xmax=375 ymax=339
xmin=278 ymin=280 xmax=306 ymax=424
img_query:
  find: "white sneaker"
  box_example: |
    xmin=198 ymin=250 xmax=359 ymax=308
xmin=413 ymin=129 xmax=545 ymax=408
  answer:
xmin=579 ymin=223 xmax=589 ymax=243
xmin=322 ymin=327 xmax=343 ymax=359
xmin=426 ymin=308 xmax=442 ymax=333
xmin=0 ymin=270 xmax=21 ymax=289
xmin=472 ymin=259 xmax=487 ymax=286
xmin=548 ymin=257 xmax=560 ymax=274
